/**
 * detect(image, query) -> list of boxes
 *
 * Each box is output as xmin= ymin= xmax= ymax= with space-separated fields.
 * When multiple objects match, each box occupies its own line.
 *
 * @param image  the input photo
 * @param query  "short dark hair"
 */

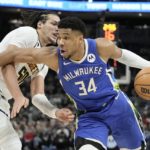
xmin=58 ymin=16 xmax=86 ymax=37
xmin=21 ymin=9 xmax=58 ymax=28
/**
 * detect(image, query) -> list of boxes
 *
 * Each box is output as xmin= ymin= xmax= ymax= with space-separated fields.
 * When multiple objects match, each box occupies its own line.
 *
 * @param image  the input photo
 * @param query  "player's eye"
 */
xmin=64 ymin=36 xmax=69 ymax=40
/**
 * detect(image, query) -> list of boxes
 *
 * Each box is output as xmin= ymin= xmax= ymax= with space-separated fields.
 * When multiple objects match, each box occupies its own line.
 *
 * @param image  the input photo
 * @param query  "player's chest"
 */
xmin=15 ymin=63 xmax=41 ymax=84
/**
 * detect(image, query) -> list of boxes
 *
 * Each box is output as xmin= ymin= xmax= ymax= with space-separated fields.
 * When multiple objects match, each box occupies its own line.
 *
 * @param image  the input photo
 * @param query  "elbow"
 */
xmin=1 ymin=63 xmax=14 ymax=75
xmin=7 ymin=45 xmax=20 ymax=62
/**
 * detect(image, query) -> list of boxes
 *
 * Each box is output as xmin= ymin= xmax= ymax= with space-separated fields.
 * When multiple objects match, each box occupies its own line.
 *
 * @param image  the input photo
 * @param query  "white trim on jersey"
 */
xmin=70 ymin=39 xmax=88 ymax=64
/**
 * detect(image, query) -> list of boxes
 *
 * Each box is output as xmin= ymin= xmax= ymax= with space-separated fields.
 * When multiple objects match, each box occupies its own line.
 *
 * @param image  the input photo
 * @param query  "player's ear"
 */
xmin=79 ymin=35 xmax=84 ymax=44
xmin=37 ymin=21 xmax=43 ymax=29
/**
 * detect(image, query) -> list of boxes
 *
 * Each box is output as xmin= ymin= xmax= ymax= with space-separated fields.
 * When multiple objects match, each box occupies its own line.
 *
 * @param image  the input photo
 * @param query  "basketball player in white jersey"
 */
xmin=0 ymin=10 xmax=74 ymax=150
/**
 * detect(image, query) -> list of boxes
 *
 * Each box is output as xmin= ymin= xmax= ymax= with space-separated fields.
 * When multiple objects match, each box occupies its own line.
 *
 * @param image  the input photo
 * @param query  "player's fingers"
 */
xmin=11 ymin=106 xmax=17 ymax=118
xmin=64 ymin=109 xmax=73 ymax=115
xmin=68 ymin=118 xmax=74 ymax=122
xmin=61 ymin=112 xmax=74 ymax=119
xmin=66 ymin=108 xmax=72 ymax=112
xmin=17 ymin=105 xmax=21 ymax=113
xmin=68 ymin=114 xmax=75 ymax=119
xmin=64 ymin=117 xmax=74 ymax=123
xmin=62 ymin=113 xmax=74 ymax=121
xmin=67 ymin=115 xmax=75 ymax=121
xmin=24 ymin=99 xmax=29 ymax=108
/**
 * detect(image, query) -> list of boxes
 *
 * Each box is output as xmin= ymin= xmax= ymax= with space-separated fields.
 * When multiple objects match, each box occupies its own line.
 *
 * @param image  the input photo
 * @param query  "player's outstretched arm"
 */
xmin=116 ymin=49 xmax=150 ymax=69
xmin=0 ymin=44 xmax=37 ymax=66
xmin=0 ymin=45 xmax=58 ymax=70
xmin=30 ymin=71 xmax=74 ymax=123
xmin=13 ymin=45 xmax=58 ymax=70
xmin=1 ymin=64 xmax=29 ymax=118
xmin=32 ymin=94 xmax=75 ymax=123
xmin=7 ymin=45 xmax=50 ymax=64
xmin=0 ymin=47 xmax=16 ymax=66
xmin=96 ymin=38 xmax=150 ymax=69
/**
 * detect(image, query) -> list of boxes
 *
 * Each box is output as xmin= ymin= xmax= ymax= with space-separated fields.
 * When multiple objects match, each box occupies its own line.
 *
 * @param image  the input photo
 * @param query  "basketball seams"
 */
xmin=135 ymin=84 xmax=150 ymax=86
xmin=135 ymin=72 xmax=150 ymax=81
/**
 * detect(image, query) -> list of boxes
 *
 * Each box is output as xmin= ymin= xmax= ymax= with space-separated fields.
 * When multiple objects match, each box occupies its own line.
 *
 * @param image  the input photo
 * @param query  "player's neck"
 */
xmin=37 ymin=30 xmax=50 ymax=47
xmin=71 ymin=40 xmax=85 ymax=61
xmin=39 ymin=35 xmax=48 ymax=47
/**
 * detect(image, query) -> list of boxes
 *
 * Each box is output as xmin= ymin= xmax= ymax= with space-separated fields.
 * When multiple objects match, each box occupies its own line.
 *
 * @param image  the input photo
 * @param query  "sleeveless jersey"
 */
xmin=0 ymin=26 xmax=48 ymax=100
xmin=57 ymin=38 xmax=119 ymax=111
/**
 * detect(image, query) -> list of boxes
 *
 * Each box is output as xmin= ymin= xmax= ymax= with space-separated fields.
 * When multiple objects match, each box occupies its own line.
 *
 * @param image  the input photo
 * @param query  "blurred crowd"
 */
xmin=12 ymin=110 xmax=74 ymax=150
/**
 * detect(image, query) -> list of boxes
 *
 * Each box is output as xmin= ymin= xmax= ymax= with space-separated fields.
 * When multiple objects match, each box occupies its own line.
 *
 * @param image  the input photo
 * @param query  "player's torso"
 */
xmin=0 ymin=26 xmax=44 ymax=100
xmin=57 ymin=39 xmax=119 ymax=111
xmin=15 ymin=63 xmax=44 ymax=85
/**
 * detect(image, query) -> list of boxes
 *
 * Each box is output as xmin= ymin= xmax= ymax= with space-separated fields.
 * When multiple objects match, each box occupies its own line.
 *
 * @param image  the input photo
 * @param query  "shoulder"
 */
xmin=17 ymin=26 xmax=38 ymax=47
xmin=15 ymin=26 xmax=37 ymax=37
xmin=95 ymin=38 xmax=114 ymax=48
xmin=17 ymin=26 xmax=36 ymax=33
xmin=1 ymin=26 xmax=38 ymax=49
xmin=95 ymin=38 xmax=116 ymax=61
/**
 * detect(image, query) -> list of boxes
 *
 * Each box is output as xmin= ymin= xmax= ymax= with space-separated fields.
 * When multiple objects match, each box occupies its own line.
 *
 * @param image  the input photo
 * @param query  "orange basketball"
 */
xmin=134 ymin=67 xmax=150 ymax=100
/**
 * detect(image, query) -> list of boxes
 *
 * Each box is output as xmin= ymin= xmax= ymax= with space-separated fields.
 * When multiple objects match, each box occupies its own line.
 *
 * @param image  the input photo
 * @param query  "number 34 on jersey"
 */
xmin=75 ymin=78 xmax=97 ymax=96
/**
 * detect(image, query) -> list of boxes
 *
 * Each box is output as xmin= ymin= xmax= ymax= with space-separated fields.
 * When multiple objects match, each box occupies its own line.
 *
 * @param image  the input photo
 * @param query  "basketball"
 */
xmin=134 ymin=67 xmax=150 ymax=100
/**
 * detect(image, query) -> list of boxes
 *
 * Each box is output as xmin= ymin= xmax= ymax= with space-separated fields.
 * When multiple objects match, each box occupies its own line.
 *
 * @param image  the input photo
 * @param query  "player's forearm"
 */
xmin=2 ymin=44 xmax=41 ymax=64
xmin=30 ymin=76 xmax=45 ymax=96
xmin=116 ymin=49 xmax=150 ymax=69
xmin=32 ymin=94 xmax=58 ymax=118
xmin=0 ymin=49 xmax=15 ymax=66
xmin=1 ymin=64 xmax=24 ymax=99
xmin=14 ymin=48 xmax=39 ymax=64
xmin=15 ymin=46 xmax=52 ymax=64
xmin=0 ymin=45 xmax=28 ymax=66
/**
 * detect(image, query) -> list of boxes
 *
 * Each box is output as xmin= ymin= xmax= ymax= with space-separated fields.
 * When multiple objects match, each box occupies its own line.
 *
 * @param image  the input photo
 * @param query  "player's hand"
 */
xmin=11 ymin=96 xmax=29 ymax=118
xmin=55 ymin=108 xmax=75 ymax=123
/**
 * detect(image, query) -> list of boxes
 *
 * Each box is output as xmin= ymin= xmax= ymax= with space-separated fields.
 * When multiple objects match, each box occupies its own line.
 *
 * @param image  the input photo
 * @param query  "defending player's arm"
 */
xmin=5 ymin=45 xmax=48 ymax=64
xmin=30 ymin=66 xmax=75 ymax=123
xmin=0 ymin=27 xmax=38 ymax=66
xmin=0 ymin=48 xmax=17 ymax=66
xmin=1 ymin=64 xmax=29 ymax=118
xmin=96 ymin=38 xmax=150 ymax=69
xmin=5 ymin=45 xmax=58 ymax=71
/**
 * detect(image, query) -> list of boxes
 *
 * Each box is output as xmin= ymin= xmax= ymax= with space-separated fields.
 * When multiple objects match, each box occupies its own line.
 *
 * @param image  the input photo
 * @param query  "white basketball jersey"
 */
xmin=0 ymin=26 xmax=48 ymax=100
